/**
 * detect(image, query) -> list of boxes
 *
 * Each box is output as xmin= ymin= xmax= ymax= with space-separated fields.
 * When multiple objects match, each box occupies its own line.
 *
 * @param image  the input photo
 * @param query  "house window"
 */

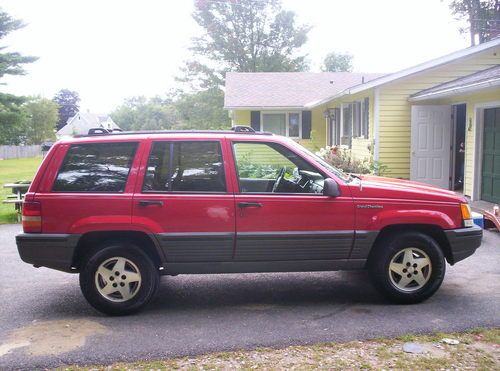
xmin=262 ymin=112 xmax=302 ymax=138
xmin=341 ymin=98 xmax=370 ymax=145
xmin=342 ymin=104 xmax=352 ymax=147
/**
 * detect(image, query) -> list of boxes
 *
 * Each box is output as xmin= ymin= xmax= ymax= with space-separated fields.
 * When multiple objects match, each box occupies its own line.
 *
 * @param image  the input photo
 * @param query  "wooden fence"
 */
xmin=0 ymin=145 xmax=42 ymax=160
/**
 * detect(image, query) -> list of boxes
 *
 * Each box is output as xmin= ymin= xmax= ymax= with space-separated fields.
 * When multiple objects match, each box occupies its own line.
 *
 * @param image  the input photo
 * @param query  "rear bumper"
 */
xmin=16 ymin=233 xmax=80 ymax=273
xmin=444 ymin=225 xmax=483 ymax=265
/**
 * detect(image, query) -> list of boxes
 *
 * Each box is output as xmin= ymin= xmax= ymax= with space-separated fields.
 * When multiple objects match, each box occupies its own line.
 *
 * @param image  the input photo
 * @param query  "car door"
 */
xmin=132 ymin=138 xmax=236 ymax=263
xmin=230 ymin=140 xmax=355 ymax=262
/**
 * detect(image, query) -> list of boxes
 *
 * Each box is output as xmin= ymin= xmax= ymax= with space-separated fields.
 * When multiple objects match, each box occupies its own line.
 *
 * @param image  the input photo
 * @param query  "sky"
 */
xmin=1 ymin=0 xmax=469 ymax=113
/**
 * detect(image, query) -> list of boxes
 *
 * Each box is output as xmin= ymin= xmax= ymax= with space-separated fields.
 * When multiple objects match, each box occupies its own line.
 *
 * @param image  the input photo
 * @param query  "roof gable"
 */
xmin=341 ymin=37 xmax=500 ymax=96
xmin=58 ymin=112 xmax=120 ymax=136
xmin=410 ymin=64 xmax=500 ymax=101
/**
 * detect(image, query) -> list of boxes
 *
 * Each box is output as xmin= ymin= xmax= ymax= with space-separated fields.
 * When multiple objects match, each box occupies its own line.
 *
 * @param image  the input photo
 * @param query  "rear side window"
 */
xmin=53 ymin=142 xmax=138 ymax=192
xmin=143 ymin=141 xmax=226 ymax=193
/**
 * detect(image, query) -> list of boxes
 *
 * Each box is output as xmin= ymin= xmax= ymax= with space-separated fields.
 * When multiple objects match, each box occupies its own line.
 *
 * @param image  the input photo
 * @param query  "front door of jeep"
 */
xmin=231 ymin=140 xmax=355 ymax=262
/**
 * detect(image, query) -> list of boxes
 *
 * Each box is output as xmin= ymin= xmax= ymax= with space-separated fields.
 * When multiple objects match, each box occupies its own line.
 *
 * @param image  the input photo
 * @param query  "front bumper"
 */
xmin=444 ymin=225 xmax=483 ymax=265
xmin=16 ymin=233 xmax=81 ymax=273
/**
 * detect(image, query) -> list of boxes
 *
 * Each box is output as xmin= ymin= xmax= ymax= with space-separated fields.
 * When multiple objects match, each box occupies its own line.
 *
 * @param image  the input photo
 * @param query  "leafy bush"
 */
xmin=315 ymin=146 xmax=387 ymax=175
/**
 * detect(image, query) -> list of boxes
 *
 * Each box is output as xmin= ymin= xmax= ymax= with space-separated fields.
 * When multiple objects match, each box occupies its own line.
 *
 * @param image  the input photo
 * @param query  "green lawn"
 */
xmin=0 ymin=156 xmax=43 ymax=224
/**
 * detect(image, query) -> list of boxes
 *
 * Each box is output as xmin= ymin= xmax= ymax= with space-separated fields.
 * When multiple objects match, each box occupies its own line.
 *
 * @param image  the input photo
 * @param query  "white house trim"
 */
xmin=408 ymin=78 xmax=500 ymax=102
xmin=306 ymin=38 xmax=500 ymax=108
xmin=349 ymin=38 xmax=500 ymax=95
xmin=225 ymin=106 xmax=306 ymax=110
xmin=373 ymin=88 xmax=380 ymax=162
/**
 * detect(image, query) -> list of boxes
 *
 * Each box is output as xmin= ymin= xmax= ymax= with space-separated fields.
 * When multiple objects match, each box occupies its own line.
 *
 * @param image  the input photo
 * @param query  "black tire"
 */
xmin=368 ymin=232 xmax=446 ymax=304
xmin=79 ymin=243 xmax=159 ymax=316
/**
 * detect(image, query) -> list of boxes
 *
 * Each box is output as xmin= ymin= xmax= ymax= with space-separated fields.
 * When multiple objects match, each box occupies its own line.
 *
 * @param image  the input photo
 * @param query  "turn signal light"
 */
xmin=460 ymin=203 xmax=473 ymax=227
xmin=22 ymin=201 xmax=41 ymax=233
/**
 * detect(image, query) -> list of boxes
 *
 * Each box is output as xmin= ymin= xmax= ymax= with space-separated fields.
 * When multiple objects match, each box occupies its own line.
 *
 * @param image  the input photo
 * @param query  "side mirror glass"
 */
xmin=323 ymin=178 xmax=341 ymax=197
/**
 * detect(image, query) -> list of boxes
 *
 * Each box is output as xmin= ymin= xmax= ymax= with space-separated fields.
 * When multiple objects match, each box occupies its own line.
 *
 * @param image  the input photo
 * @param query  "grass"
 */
xmin=59 ymin=328 xmax=499 ymax=370
xmin=0 ymin=156 xmax=43 ymax=224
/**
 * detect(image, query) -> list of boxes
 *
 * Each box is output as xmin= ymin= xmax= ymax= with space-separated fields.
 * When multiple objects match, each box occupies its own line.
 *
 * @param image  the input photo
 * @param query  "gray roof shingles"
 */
xmin=224 ymin=72 xmax=384 ymax=108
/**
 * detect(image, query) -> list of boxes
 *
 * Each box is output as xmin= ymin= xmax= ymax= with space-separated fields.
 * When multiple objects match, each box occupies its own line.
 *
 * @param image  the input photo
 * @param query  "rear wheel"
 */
xmin=79 ymin=243 xmax=159 ymax=315
xmin=368 ymin=232 xmax=445 ymax=304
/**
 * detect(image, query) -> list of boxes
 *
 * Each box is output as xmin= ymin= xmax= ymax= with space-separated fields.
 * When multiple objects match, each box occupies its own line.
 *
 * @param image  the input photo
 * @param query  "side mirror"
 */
xmin=323 ymin=178 xmax=341 ymax=197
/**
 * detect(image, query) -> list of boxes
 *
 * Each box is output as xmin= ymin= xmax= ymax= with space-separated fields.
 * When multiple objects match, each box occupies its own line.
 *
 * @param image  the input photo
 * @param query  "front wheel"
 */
xmin=79 ymin=243 xmax=159 ymax=315
xmin=368 ymin=232 xmax=446 ymax=304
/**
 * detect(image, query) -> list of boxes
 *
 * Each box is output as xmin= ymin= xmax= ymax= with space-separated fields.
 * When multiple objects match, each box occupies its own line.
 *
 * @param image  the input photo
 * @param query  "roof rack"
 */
xmin=84 ymin=125 xmax=273 ymax=137
xmin=231 ymin=125 xmax=255 ymax=133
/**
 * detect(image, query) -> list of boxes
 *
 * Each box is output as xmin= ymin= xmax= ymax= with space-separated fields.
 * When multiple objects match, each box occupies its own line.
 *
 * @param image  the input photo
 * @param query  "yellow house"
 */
xmin=224 ymin=38 xmax=500 ymax=204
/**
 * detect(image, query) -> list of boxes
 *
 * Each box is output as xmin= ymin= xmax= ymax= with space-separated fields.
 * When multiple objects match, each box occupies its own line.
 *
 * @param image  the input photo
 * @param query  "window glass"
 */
xmin=289 ymin=113 xmax=300 ymax=137
xmin=233 ymin=142 xmax=325 ymax=194
xmin=353 ymin=101 xmax=361 ymax=137
xmin=342 ymin=104 xmax=352 ymax=147
xmin=143 ymin=141 xmax=226 ymax=193
xmin=53 ymin=142 xmax=138 ymax=192
xmin=262 ymin=113 xmax=286 ymax=136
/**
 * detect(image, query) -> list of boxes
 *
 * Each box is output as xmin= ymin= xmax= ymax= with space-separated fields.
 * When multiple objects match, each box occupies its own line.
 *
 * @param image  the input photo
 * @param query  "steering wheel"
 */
xmin=272 ymin=166 xmax=287 ymax=193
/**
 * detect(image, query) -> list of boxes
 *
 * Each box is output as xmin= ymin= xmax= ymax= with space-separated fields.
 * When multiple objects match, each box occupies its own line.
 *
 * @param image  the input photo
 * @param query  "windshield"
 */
xmin=286 ymin=140 xmax=351 ymax=182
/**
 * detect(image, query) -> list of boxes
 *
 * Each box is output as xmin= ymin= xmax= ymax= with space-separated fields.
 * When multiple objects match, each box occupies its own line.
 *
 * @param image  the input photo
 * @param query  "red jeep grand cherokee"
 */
xmin=16 ymin=127 xmax=482 ymax=315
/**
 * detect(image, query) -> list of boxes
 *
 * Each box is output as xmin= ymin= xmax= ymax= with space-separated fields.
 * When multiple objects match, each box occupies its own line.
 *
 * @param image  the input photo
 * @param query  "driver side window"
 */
xmin=233 ymin=142 xmax=325 ymax=194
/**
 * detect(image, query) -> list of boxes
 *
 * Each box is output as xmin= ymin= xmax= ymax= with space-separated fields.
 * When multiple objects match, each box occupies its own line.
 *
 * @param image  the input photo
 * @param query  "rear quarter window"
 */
xmin=52 ymin=142 xmax=138 ymax=192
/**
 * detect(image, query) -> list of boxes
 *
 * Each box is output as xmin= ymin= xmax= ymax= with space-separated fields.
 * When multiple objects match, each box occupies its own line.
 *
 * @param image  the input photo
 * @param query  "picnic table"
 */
xmin=2 ymin=182 xmax=31 ymax=221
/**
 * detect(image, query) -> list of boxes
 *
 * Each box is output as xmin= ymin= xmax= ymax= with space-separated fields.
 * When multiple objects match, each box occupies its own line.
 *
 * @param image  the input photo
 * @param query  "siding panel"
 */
xmin=378 ymin=46 xmax=500 ymax=178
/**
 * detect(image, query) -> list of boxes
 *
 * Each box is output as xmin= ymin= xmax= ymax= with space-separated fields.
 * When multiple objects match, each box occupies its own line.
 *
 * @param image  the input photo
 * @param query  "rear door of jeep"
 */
xmin=131 ymin=136 xmax=236 ymax=266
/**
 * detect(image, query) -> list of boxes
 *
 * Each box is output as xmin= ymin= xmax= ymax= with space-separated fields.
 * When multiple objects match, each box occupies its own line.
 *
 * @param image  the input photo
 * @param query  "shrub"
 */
xmin=315 ymin=146 xmax=387 ymax=175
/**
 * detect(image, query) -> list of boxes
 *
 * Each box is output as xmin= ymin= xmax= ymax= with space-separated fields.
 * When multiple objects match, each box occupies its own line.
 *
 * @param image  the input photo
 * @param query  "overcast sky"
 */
xmin=2 ymin=0 xmax=469 ymax=112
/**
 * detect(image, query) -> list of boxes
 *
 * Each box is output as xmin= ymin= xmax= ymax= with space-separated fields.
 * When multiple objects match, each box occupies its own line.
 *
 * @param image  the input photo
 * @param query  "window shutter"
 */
xmin=302 ymin=110 xmax=312 ymax=139
xmin=250 ymin=111 xmax=261 ymax=131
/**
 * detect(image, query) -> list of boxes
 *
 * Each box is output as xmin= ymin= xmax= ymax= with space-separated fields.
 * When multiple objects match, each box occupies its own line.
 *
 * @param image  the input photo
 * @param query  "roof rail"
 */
xmin=88 ymin=128 xmax=110 ymax=136
xmin=83 ymin=127 xmax=273 ymax=137
xmin=231 ymin=125 xmax=255 ymax=133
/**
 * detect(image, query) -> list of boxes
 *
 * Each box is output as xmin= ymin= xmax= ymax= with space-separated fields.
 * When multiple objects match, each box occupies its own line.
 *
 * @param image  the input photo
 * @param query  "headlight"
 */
xmin=460 ymin=203 xmax=473 ymax=227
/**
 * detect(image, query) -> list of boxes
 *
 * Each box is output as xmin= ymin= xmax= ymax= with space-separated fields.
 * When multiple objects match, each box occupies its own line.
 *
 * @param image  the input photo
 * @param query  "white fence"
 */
xmin=0 ymin=145 xmax=42 ymax=160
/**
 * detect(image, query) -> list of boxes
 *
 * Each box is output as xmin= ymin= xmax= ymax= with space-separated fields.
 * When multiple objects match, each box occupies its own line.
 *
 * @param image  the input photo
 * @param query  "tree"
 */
xmin=111 ymin=96 xmax=179 ymax=131
xmin=0 ymin=9 xmax=38 ymax=79
xmin=53 ymin=89 xmax=80 ymax=130
xmin=174 ymin=88 xmax=230 ymax=129
xmin=321 ymin=52 xmax=353 ymax=72
xmin=0 ymin=8 xmax=38 ymax=145
xmin=0 ymin=108 xmax=25 ymax=145
xmin=21 ymin=97 xmax=58 ymax=144
xmin=448 ymin=0 xmax=500 ymax=45
xmin=180 ymin=0 xmax=311 ymax=88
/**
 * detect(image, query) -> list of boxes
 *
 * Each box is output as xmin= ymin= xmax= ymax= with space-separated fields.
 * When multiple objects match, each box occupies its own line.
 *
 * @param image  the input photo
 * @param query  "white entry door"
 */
xmin=410 ymin=105 xmax=452 ymax=189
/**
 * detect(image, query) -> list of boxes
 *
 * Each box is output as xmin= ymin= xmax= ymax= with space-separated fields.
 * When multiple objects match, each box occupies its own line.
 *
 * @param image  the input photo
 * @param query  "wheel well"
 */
xmin=72 ymin=231 xmax=163 ymax=270
xmin=368 ymin=224 xmax=453 ymax=265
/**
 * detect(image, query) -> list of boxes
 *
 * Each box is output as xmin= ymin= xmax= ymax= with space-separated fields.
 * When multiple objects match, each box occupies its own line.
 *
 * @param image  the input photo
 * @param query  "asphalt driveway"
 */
xmin=0 ymin=224 xmax=499 ymax=370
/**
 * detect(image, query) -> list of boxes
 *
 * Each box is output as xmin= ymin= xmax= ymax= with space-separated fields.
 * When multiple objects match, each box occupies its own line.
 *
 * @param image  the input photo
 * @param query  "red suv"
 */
xmin=16 ymin=127 xmax=482 ymax=315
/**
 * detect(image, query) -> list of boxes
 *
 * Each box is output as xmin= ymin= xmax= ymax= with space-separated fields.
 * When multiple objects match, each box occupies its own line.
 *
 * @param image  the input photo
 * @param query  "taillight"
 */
xmin=22 ymin=201 xmax=41 ymax=233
